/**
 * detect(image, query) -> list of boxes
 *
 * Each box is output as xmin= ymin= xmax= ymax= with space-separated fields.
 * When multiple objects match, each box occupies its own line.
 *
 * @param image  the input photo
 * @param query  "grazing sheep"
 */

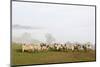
xmin=65 ymin=44 xmax=74 ymax=51
xmin=82 ymin=42 xmax=93 ymax=51
xmin=22 ymin=43 xmax=42 ymax=52
xmin=41 ymin=46 xmax=48 ymax=51
xmin=74 ymin=44 xmax=81 ymax=51
xmin=22 ymin=44 xmax=34 ymax=52
xmin=54 ymin=43 xmax=63 ymax=51
xmin=21 ymin=42 xmax=94 ymax=52
xmin=33 ymin=45 xmax=42 ymax=52
xmin=40 ymin=43 xmax=49 ymax=51
xmin=48 ymin=43 xmax=56 ymax=51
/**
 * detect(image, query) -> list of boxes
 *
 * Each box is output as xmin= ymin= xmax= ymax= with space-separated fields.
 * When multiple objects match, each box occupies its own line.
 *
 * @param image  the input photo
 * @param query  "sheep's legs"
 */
xmin=22 ymin=48 xmax=24 ymax=52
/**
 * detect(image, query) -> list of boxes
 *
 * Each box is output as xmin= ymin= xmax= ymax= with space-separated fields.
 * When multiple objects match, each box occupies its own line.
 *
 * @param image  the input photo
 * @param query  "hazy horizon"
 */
xmin=12 ymin=2 xmax=95 ymax=44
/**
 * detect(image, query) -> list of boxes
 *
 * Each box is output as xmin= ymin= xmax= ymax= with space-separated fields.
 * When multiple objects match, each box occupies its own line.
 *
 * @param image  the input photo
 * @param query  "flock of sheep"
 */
xmin=22 ymin=42 xmax=95 ymax=52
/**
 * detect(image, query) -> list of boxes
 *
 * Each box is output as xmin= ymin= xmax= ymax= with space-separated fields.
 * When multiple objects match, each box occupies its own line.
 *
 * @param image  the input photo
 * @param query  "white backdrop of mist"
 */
xmin=12 ymin=1 xmax=95 ymax=44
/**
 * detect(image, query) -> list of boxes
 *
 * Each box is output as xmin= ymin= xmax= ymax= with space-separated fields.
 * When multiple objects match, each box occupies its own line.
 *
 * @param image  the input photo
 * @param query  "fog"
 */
xmin=12 ymin=2 xmax=95 ymax=44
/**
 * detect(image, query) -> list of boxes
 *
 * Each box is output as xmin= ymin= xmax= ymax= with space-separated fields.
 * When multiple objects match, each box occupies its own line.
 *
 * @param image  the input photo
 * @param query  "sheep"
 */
xmin=40 ymin=43 xmax=49 ymax=51
xmin=65 ymin=44 xmax=74 ymax=51
xmin=21 ymin=42 xmax=94 ymax=52
xmin=22 ymin=44 xmax=34 ymax=52
xmin=33 ymin=45 xmax=42 ymax=52
xmin=22 ymin=43 xmax=42 ymax=52
xmin=82 ymin=42 xmax=93 ymax=51
xmin=53 ymin=43 xmax=63 ymax=51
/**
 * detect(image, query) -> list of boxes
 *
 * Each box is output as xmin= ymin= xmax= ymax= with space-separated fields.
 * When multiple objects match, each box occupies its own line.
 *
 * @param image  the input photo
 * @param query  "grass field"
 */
xmin=11 ymin=44 xmax=96 ymax=66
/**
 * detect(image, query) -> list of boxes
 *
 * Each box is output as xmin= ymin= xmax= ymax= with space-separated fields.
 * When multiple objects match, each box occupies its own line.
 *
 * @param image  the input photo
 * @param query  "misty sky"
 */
xmin=12 ymin=1 xmax=95 ymax=44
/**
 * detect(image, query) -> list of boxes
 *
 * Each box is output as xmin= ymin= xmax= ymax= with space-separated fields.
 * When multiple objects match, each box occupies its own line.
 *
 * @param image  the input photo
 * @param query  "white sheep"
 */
xmin=22 ymin=44 xmax=34 ymax=52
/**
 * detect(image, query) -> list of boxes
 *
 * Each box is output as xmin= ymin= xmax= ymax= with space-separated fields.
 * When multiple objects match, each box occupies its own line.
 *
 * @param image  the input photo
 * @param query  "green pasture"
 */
xmin=11 ymin=44 xmax=96 ymax=65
